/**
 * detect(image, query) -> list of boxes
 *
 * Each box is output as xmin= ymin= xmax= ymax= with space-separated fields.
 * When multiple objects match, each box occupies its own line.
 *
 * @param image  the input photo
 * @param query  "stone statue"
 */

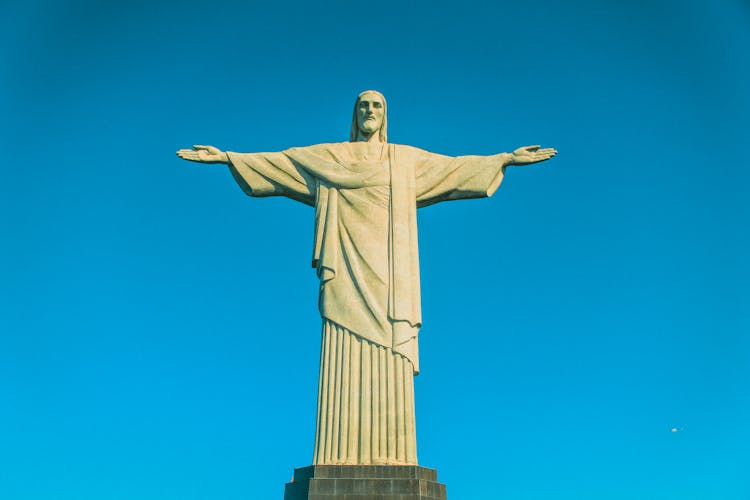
xmin=177 ymin=90 xmax=556 ymax=467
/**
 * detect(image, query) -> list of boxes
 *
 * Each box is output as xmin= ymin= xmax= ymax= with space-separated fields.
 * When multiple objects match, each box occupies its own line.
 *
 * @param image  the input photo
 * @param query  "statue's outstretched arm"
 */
xmin=414 ymin=144 xmax=557 ymax=207
xmin=176 ymin=145 xmax=229 ymax=164
xmin=179 ymin=144 xmax=317 ymax=206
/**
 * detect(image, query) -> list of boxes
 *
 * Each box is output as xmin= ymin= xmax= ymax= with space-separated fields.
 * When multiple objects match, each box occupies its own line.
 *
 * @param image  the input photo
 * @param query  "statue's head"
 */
xmin=350 ymin=90 xmax=387 ymax=143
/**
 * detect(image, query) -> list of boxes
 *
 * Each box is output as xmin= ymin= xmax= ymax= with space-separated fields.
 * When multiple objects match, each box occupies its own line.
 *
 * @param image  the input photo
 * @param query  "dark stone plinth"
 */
xmin=284 ymin=465 xmax=447 ymax=500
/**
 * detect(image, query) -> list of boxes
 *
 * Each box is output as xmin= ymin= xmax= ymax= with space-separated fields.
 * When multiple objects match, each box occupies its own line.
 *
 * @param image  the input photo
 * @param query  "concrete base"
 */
xmin=284 ymin=465 xmax=447 ymax=500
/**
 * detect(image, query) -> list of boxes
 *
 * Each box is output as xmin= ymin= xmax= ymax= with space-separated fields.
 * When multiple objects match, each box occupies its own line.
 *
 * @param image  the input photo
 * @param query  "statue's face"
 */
xmin=356 ymin=92 xmax=385 ymax=135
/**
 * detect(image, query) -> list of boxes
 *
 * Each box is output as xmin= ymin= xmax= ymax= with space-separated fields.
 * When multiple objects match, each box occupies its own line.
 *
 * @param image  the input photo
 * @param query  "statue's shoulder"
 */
xmin=391 ymin=143 xmax=438 ymax=159
xmin=288 ymin=141 xmax=348 ymax=152
xmin=283 ymin=142 xmax=352 ymax=162
xmin=391 ymin=143 xmax=419 ymax=152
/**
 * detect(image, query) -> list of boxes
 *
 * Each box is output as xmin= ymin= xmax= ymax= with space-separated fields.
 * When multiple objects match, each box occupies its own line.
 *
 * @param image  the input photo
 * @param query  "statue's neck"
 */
xmin=356 ymin=130 xmax=383 ymax=143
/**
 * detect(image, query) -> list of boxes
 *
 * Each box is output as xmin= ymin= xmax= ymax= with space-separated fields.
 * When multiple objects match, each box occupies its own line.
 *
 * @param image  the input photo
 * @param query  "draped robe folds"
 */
xmin=226 ymin=142 xmax=506 ymax=464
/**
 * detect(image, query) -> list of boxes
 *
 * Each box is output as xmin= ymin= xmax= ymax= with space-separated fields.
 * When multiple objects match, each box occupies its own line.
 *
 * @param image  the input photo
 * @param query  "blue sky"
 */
xmin=1 ymin=1 xmax=748 ymax=498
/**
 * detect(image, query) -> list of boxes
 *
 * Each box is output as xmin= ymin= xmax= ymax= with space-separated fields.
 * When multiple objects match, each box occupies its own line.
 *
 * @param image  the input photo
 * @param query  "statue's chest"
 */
xmin=347 ymin=159 xmax=388 ymax=173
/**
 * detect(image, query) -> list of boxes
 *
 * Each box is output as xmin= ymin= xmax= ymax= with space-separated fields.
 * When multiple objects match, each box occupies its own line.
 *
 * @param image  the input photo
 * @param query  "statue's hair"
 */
xmin=349 ymin=90 xmax=388 ymax=143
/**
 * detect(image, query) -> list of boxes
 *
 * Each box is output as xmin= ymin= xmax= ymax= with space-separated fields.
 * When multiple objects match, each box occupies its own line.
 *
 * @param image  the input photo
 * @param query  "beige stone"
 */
xmin=176 ymin=90 xmax=556 ymax=465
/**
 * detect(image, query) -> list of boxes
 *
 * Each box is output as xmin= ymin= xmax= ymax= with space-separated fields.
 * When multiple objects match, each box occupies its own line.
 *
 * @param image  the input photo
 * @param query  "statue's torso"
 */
xmin=318 ymin=142 xmax=393 ymax=345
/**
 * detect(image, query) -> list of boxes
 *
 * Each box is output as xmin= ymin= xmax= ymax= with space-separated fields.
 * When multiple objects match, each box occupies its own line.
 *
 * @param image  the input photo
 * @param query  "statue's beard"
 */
xmin=360 ymin=120 xmax=380 ymax=135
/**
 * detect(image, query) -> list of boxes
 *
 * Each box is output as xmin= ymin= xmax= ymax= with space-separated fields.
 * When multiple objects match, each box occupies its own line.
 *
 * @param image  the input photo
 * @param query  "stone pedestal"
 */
xmin=284 ymin=465 xmax=447 ymax=500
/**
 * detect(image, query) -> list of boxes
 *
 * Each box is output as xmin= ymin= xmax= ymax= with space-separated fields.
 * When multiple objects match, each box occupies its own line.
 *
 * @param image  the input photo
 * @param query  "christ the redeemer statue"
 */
xmin=177 ymin=90 xmax=556 ymax=467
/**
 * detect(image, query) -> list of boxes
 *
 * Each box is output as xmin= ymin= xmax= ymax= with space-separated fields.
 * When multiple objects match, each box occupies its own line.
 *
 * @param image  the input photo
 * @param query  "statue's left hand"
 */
xmin=176 ymin=145 xmax=229 ymax=164
xmin=509 ymin=145 xmax=557 ymax=165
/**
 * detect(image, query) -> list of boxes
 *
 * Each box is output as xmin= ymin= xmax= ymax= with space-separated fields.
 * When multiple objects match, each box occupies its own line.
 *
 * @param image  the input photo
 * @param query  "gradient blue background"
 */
xmin=2 ymin=1 xmax=749 ymax=498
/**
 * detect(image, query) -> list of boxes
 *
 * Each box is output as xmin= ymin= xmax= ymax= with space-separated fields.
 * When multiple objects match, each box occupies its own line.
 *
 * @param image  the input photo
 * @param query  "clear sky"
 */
xmin=1 ymin=1 xmax=748 ymax=499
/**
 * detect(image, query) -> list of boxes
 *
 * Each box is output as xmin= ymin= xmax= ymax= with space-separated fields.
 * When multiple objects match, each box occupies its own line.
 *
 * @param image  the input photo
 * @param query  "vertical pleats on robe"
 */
xmin=314 ymin=320 xmax=417 ymax=465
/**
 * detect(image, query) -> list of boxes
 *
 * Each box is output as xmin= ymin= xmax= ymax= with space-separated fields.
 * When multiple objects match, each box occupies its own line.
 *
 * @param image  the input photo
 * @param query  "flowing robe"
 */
xmin=227 ymin=141 xmax=505 ymax=464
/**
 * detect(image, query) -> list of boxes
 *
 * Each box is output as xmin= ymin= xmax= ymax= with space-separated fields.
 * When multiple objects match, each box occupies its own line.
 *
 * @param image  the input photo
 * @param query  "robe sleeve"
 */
xmin=413 ymin=148 xmax=508 ymax=208
xmin=226 ymin=150 xmax=316 ymax=206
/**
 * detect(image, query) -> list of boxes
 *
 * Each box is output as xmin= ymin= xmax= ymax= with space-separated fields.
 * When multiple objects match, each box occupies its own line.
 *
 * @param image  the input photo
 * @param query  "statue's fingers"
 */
xmin=193 ymin=144 xmax=210 ymax=150
xmin=541 ymin=153 xmax=556 ymax=159
xmin=526 ymin=145 xmax=541 ymax=151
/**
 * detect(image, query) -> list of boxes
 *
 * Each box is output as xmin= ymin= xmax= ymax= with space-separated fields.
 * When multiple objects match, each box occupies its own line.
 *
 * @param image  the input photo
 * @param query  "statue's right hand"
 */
xmin=176 ymin=145 xmax=228 ymax=164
